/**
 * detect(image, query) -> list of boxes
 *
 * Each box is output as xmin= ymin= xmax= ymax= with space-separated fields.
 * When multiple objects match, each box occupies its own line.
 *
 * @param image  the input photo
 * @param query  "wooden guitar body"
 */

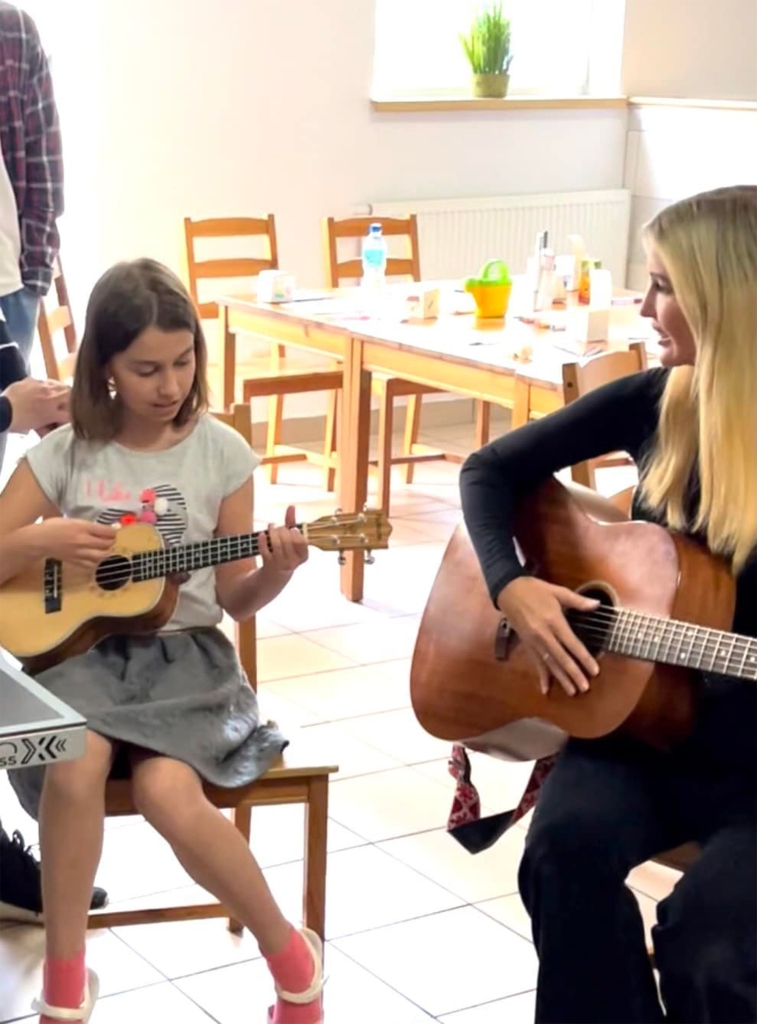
xmin=410 ymin=479 xmax=736 ymax=759
xmin=0 ymin=524 xmax=178 ymax=673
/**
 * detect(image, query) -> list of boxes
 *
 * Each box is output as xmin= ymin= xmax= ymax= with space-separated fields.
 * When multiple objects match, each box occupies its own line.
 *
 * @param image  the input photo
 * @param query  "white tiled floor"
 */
xmin=0 ymin=419 xmax=677 ymax=1022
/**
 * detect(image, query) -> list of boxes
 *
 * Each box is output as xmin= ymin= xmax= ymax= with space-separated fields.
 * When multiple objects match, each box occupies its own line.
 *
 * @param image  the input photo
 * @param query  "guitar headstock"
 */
xmin=306 ymin=509 xmax=392 ymax=560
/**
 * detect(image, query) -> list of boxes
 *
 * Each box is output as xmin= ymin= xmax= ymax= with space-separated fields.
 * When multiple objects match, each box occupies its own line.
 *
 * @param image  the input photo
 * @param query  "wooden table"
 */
xmin=218 ymin=282 xmax=650 ymax=602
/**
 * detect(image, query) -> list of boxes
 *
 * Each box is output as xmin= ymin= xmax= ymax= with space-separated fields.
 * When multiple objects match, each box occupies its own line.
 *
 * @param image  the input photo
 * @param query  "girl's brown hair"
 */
xmin=71 ymin=258 xmax=209 ymax=440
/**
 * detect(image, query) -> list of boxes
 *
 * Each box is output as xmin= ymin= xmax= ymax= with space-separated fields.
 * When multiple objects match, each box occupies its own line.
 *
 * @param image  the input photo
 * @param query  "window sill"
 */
xmin=629 ymin=96 xmax=757 ymax=112
xmin=370 ymin=96 xmax=628 ymax=113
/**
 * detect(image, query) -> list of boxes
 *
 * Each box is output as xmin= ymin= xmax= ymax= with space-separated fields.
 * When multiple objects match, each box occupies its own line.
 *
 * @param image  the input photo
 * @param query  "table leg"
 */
xmin=218 ymin=305 xmax=236 ymax=410
xmin=339 ymin=337 xmax=371 ymax=602
xmin=512 ymin=376 xmax=530 ymax=429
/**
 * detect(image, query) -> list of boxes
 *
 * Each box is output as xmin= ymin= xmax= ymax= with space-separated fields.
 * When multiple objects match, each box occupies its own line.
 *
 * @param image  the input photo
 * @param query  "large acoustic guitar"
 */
xmin=410 ymin=479 xmax=756 ymax=759
xmin=0 ymin=510 xmax=391 ymax=672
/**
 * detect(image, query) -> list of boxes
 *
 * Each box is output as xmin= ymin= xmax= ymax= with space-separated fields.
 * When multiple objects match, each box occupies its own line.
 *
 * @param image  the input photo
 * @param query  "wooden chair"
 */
xmin=37 ymin=256 xmax=77 ymax=382
xmin=87 ymin=404 xmax=338 ymax=938
xmin=561 ymin=341 xmax=648 ymax=489
xmin=183 ymin=216 xmax=339 ymax=486
xmin=322 ymin=215 xmax=492 ymax=511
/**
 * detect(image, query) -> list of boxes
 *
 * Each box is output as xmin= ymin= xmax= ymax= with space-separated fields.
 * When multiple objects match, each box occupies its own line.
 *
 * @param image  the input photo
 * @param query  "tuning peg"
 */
xmin=364 ymin=550 xmax=375 ymax=565
xmin=338 ymin=553 xmax=346 ymax=566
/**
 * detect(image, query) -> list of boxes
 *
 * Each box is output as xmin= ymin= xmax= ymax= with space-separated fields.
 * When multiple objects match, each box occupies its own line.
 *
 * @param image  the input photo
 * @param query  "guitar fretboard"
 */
xmin=574 ymin=608 xmax=757 ymax=681
xmin=131 ymin=531 xmax=288 ymax=581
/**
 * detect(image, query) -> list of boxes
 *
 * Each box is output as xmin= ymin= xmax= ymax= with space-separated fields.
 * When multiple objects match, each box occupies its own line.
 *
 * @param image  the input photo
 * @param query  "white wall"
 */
xmin=621 ymin=0 xmax=757 ymax=290
xmin=46 ymin=0 xmax=628 ymax=421
xmin=622 ymin=0 xmax=757 ymax=101
xmin=624 ymin=102 xmax=757 ymax=291
xmin=43 ymin=0 xmax=757 ymax=432
xmin=54 ymin=1 xmax=627 ymax=326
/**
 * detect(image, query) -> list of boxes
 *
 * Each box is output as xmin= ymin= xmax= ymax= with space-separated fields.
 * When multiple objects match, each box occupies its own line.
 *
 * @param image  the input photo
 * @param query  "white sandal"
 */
xmin=267 ymin=928 xmax=325 ymax=1024
xmin=32 ymin=968 xmax=99 ymax=1022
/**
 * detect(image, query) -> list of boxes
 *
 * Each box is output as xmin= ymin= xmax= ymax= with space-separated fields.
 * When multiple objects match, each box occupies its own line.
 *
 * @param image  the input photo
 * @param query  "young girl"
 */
xmin=461 ymin=185 xmax=756 ymax=1023
xmin=0 ymin=259 xmax=325 ymax=1024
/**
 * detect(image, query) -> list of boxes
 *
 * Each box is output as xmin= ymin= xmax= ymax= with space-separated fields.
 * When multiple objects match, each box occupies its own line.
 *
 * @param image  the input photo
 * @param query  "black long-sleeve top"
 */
xmin=460 ymin=368 xmax=756 ymax=769
xmin=0 ymin=321 xmax=27 ymax=433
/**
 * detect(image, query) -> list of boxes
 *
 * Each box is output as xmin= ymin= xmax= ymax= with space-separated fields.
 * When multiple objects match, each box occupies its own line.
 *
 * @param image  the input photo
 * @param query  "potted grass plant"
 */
xmin=460 ymin=3 xmax=513 ymax=99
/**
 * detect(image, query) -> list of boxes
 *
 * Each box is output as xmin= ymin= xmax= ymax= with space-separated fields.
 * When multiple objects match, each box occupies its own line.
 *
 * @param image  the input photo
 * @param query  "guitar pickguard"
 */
xmin=494 ymin=619 xmax=513 ymax=662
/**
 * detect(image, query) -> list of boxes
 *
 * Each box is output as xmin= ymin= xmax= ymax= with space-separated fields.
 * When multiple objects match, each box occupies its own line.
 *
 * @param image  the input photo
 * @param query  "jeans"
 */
xmin=0 ymin=285 xmax=40 ymax=473
xmin=518 ymin=734 xmax=756 ymax=1024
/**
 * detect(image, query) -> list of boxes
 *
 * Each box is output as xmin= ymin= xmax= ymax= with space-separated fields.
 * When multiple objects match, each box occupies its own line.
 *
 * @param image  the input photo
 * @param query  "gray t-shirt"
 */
xmin=25 ymin=415 xmax=260 ymax=631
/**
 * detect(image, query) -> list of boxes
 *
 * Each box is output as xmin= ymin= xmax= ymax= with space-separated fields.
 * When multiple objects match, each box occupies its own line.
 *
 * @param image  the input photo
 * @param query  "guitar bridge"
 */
xmin=43 ymin=559 xmax=62 ymax=614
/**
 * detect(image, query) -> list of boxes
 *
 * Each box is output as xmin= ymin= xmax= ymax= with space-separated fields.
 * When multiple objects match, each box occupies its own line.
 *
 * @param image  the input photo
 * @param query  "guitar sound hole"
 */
xmin=569 ymin=585 xmax=615 ymax=657
xmin=95 ymin=555 xmax=132 ymax=592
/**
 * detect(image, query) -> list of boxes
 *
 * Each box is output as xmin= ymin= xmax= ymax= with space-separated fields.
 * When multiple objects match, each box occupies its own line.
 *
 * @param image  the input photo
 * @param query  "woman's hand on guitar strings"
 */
xmin=496 ymin=576 xmax=600 ymax=697
xmin=258 ymin=505 xmax=309 ymax=577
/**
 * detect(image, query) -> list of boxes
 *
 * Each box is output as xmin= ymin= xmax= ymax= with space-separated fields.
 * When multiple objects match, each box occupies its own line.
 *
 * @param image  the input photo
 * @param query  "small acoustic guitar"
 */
xmin=410 ymin=479 xmax=755 ymax=759
xmin=0 ymin=510 xmax=391 ymax=672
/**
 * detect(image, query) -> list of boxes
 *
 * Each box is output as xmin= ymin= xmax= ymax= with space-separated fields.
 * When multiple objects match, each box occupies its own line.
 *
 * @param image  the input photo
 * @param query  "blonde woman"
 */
xmin=460 ymin=185 xmax=756 ymax=1023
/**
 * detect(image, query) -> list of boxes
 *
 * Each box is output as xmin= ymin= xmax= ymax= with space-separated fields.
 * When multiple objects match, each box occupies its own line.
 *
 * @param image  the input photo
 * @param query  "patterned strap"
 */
xmin=446 ymin=743 xmax=481 ymax=830
xmin=446 ymin=743 xmax=559 ymax=849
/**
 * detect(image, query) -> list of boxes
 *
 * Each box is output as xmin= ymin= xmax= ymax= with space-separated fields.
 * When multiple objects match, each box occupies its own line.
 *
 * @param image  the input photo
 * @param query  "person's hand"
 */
xmin=35 ymin=517 xmax=118 ymax=570
xmin=2 ymin=378 xmax=70 ymax=434
xmin=496 ymin=576 xmax=601 ymax=697
xmin=258 ymin=505 xmax=308 ymax=576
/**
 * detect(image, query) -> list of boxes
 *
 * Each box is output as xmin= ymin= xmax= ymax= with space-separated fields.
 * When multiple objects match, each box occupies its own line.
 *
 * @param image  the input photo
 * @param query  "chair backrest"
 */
xmin=38 ymin=256 xmax=78 ymax=382
xmin=561 ymin=341 xmax=648 ymax=488
xmin=323 ymin=214 xmax=421 ymax=287
xmin=183 ymin=216 xmax=279 ymax=321
xmin=210 ymin=403 xmax=256 ymax=687
xmin=561 ymin=341 xmax=648 ymax=405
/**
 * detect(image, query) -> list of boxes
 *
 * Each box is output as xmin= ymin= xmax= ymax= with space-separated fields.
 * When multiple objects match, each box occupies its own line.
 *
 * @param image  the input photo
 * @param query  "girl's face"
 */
xmin=109 ymin=327 xmax=196 ymax=423
xmin=640 ymin=246 xmax=697 ymax=368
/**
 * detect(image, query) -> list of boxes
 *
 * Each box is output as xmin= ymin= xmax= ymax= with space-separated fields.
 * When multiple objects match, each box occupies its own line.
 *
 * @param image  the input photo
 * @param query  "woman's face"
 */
xmin=640 ymin=246 xmax=697 ymax=367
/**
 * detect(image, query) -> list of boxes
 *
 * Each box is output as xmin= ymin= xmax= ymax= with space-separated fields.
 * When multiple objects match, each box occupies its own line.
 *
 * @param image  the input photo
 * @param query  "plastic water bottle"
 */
xmin=361 ymin=222 xmax=388 ymax=314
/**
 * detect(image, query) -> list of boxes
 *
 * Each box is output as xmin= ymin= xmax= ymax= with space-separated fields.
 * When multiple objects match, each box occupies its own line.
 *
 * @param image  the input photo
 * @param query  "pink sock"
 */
xmin=40 ymin=951 xmax=87 ymax=1024
xmin=265 ymin=927 xmax=322 ymax=1024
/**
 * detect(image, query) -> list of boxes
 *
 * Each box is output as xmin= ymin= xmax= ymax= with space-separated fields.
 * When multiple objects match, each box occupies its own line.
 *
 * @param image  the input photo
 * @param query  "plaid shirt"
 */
xmin=0 ymin=3 xmax=63 ymax=296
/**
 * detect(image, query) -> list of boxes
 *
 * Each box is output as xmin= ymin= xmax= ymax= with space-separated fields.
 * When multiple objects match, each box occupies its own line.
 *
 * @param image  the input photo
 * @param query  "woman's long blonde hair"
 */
xmin=639 ymin=185 xmax=757 ymax=573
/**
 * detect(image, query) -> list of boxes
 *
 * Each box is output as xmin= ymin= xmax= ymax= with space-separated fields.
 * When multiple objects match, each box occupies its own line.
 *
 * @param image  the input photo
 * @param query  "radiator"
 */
xmin=369 ymin=189 xmax=632 ymax=287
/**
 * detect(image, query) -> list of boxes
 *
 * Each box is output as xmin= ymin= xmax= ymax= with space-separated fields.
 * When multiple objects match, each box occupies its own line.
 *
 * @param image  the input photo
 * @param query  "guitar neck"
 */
xmin=573 ymin=607 xmax=757 ymax=681
xmin=130 ymin=525 xmax=306 ymax=581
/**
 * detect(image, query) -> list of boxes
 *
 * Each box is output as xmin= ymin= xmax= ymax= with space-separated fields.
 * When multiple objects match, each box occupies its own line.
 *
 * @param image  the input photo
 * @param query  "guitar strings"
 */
xmin=561 ymin=610 xmax=757 ymax=668
xmin=571 ymin=606 xmax=754 ymax=647
xmin=59 ymin=521 xmax=378 ymax=587
xmin=47 ymin=534 xmax=757 ymax=672
xmin=573 ymin=607 xmax=755 ymax=654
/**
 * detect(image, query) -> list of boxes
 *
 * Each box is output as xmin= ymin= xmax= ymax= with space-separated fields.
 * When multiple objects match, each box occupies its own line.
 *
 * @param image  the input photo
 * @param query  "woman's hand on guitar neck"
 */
xmin=35 ymin=517 xmax=118 ymax=569
xmin=496 ymin=576 xmax=600 ymax=697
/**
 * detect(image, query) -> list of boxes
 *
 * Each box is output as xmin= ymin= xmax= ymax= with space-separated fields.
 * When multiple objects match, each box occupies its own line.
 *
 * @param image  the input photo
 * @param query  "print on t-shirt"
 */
xmin=95 ymin=484 xmax=188 ymax=546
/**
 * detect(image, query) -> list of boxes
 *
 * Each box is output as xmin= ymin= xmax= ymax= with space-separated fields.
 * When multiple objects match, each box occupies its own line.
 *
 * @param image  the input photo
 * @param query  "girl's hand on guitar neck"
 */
xmin=496 ymin=576 xmax=600 ymax=697
xmin=258 ymin=505 xmax=309 ymax=578
xmin=35 ymin=517 xmax=118 ymax=569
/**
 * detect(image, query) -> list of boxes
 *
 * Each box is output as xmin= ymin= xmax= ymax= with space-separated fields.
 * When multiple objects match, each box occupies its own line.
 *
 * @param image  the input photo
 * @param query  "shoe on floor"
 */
xmin=0 ymin=827 xmax=108 ymax=924
xmin=267 ymin=927 xmax=325 ymax=1024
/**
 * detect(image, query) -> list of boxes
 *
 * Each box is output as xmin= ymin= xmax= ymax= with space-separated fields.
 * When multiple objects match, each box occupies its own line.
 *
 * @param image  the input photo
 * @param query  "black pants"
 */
xmin=519 ymin=734 xmax=756 ymax=1024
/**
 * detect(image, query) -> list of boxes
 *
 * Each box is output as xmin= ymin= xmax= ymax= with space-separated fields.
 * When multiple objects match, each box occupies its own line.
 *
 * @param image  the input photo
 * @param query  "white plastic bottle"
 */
xmin=361 ymin=222 xmax=388 ymax=314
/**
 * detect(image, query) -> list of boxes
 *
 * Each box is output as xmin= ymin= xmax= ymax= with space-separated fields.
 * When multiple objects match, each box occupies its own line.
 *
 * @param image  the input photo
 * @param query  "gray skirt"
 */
xmin=10 ymin=627 xmax=288 ymax=821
